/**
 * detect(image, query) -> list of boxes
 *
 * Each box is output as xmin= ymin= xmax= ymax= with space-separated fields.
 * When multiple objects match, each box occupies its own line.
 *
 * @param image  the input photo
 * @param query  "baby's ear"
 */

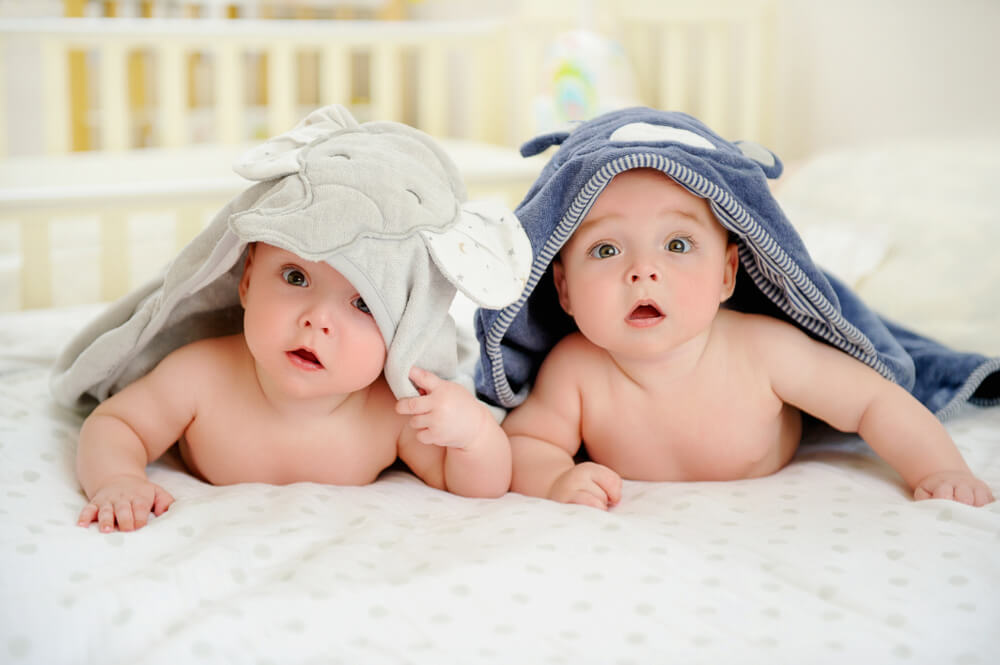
xmin=237 ymin=243 xmax=256 ymax=307
xmin=552 ymin=259 xmax=573 ymax=316
xmin=720 ymin=243 xmax=739 ymax=302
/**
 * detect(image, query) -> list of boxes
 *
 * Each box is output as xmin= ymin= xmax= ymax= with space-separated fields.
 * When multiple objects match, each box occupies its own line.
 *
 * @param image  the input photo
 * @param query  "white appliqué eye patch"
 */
xmin=609 ymin=122 xmax=716 ymax=150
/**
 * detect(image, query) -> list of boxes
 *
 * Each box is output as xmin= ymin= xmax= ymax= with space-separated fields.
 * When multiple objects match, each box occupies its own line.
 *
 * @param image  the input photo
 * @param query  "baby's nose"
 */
xmin=629 ymin=265 xmax=660 ymax=283
xmin=299 ymin=309 xmax=334 ymax=334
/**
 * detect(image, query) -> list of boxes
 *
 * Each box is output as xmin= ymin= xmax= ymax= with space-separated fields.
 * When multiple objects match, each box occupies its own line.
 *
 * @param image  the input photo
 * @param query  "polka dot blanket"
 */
xmin=1 ymin=302 xmax=998 ymax=665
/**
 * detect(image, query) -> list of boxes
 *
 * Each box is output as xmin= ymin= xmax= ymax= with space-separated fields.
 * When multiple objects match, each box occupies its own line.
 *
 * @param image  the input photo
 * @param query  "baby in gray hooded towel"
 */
xmin=58 ymin=106 xmax=532 ymax=532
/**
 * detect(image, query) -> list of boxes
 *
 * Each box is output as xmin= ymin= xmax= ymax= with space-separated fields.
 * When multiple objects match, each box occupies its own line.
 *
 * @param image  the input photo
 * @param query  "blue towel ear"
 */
xmin=520 ymin=131 xmax=572 ymax=157
xmin=735 ymin=140 xmax=783 ymax=179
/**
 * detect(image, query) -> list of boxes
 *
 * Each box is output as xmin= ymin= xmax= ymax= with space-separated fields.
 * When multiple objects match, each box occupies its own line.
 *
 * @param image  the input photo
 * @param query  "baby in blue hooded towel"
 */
xmin=476 ymin=107 xmax=999 ymax=510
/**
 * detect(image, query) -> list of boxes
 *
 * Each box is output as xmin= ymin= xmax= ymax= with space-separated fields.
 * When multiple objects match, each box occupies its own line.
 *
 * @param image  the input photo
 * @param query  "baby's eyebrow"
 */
xmin=661 ymin=207 xmax=709 ymax=226
xmin=579 ymin=208 xmax=706 ymax=232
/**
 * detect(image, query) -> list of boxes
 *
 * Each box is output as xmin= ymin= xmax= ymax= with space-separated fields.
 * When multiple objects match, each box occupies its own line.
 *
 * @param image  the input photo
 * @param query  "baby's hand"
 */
xmin=549 ymin=462 xmax=622 ymax=510
xmin=913 ymin=470 xmax=995 ymax=506
xmin=78 ymin=475 xmax=175 ymax=533
xmin=396 ymin=367 xmax=487 ymax=449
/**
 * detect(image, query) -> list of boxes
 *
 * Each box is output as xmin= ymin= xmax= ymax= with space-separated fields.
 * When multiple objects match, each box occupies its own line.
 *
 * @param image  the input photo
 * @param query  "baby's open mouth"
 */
xmin=628 ymin=303 xmax=663 ymax=321
xmin=289 ymin=348 xmax=323 ymax=369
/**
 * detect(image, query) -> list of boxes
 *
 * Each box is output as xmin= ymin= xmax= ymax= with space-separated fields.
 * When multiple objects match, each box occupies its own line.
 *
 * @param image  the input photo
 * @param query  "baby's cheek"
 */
xmin=675 ymin=281 xmax=723 ymax=321
xmin=350 ymin=330 xmax=388 ymax=384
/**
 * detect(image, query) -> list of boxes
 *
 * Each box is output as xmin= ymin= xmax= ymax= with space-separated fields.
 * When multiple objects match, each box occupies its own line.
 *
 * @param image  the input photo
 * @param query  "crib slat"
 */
xmin=18 ymin=216 xmax=53 ymax=310
xmin=417 ymin=42 xmax=447 ymax=138
xmin=700 ymin=23 xmax=729 ymax=136
xmin=267 ymin=41 xmax=297 ymax=135
xmin=41 ymin=38 xmax=71 ymax=154
xmin=508 ymin=24 xmax=538 ymax=144
xmin=739 ymin=17 xmax=765 ymax=140
xmin=100 ymin=40 xmax=130 ymax=150
xmin=624 ymin=24 xmax=654 ymax=106
xmin=319 ymin=44 xmax=351 ymax=108
xmin=468 ymin=35 xmax=504 ymax=145
xmin=0 ymin=44 xmax=6 ymax=157
xmin=158 ymin=42 xmax=186 ymax=147
xmin=660 ymin=26 xmax=688 ymax=113
xmin=214 ymin=42 xmax=243 ymax=144
xmin=370 ymin=43 xmax=401 ymax=122
xmin=99 ymin=212 xmax=130 ymax=302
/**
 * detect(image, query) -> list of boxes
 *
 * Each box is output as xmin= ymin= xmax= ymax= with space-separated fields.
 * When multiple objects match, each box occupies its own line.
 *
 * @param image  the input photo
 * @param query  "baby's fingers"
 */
xmin=395 ymin=394 xmax=431 ymax=416
xmin=408 ymin=367 xmax=444 ymax=394
xmin=955 ymin=483 xmax=994 ymax=507
xmin=130 ymin=495 xmax=155 ymax=529
xmin=97 ymin=502 xmax=117 ymax=533
xmin=77 ymin=502 xmax=98 ymax=528
xmin=406 ymin=413 xmax=433 ymax=431
xmin=153 ymin=486 xmax=175 ymax=516
xmin=953 ymin=484 xmax=974 ymax=506
xmin=114 ymin=499 xmax=137 ymax=532
xmin=580 ymin=462 xmax=622 ymax=507
xmin=569 ymin=488 xmax=610 ymax=511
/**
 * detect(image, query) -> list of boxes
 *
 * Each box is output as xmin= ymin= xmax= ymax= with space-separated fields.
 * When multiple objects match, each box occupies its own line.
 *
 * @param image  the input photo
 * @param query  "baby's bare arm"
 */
xmin=76 ymin=343 xmax=202 ymax=530
xmin=396 ymin=367 xmax=511 ymax=498
xmin=755 ymin=315 xmax=994 ymax=506
xmin=503 ymin=336 xmax=622 ymax=509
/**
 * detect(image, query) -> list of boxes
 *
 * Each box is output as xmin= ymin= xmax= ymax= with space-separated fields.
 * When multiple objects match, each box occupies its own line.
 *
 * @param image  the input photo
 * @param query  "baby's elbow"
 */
xmin=476 ymin=483 xmax=511 ymax=500
xmin=450 ymin=476 xmax=511 ymax=500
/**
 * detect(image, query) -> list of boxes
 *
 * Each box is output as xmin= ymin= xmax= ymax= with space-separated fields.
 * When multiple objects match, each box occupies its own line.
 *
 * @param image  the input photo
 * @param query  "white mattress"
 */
xmin=1 ymin=301 xmax=999 ymax=664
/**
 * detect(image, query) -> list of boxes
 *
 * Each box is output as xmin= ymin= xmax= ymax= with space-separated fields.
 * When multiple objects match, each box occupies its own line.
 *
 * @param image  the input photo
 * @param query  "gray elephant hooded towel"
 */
xmin=474 ymin=107 xmax=1000 ymax=419
xmin=51 ymin=105 xmax=532 ymax=410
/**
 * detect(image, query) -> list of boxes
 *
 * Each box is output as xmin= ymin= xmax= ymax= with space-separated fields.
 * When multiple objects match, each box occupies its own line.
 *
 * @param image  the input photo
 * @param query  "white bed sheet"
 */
xmin=1 ymin=303 xmax=999 ymax=665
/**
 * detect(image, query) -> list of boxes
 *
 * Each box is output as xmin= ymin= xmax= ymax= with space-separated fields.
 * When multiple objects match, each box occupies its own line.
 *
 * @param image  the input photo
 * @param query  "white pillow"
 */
xmin=774 ymin=138 xmax=1000 ymax=357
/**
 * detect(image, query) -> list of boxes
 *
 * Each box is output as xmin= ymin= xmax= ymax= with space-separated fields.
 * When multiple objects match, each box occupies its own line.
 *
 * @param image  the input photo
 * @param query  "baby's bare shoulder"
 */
xmin=548 ymin=331 xmax=604 ymax=363
xmin=718 ymin=310 xmax=805 ymax=346
xmin=155 ymin=334 xmax=247 ymax=378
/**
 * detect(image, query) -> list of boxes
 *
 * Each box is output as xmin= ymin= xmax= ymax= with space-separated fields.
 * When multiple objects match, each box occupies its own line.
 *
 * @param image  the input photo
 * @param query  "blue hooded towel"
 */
xmin=474 ymin=107 xmax=1000 ymax=419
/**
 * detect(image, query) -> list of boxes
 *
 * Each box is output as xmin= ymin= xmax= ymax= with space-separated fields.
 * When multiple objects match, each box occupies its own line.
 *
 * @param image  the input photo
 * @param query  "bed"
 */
xmin=2 ymin=142 xmax=999 ymax=665
xmin=3 ymin=5 xmax=999 ymax=665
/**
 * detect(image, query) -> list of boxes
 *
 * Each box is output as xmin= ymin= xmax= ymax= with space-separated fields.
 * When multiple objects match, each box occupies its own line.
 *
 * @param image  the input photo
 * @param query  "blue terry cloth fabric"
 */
xmin=474 ymin=107 xmax=1000 ymax=419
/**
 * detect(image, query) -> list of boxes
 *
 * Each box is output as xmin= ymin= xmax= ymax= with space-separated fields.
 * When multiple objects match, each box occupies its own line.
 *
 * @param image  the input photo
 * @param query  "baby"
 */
xmin=500 ymin=167 xmax=995 ymax=509
xmin=56 ymin=105 xmax=532 ymax=532
xmin=76 ymin=242 xmax=510 ymax=532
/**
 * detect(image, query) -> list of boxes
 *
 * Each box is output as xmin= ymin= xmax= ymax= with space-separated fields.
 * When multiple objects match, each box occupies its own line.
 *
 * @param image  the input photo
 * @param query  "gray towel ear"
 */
xmin=233 ymin=104 xmax=361 ymax=181
xmin=419 ymin=200 xmax=532 ymax=308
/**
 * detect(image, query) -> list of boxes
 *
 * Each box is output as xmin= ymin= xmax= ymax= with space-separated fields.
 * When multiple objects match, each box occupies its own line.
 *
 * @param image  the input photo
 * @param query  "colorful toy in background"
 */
xmin=533 ymin=30 xmax=640 ymax=134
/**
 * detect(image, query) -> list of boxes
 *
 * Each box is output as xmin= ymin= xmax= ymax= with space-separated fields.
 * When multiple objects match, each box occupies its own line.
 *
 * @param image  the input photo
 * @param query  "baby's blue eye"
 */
xmin=352 ymin=297 xmax=371 ymax=315
xmin=666 ymin=237 xmax=693 ymax=253
xmin=588 ymin=243 xmax=620 ymax=259
xmin=282 ymin=268 xmax=308 ymax=287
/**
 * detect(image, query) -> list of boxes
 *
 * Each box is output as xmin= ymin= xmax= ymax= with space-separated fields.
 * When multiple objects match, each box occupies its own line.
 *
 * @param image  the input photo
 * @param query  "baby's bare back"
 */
xmin=574 ymin=312 xmax=801 ymax=481
xmin=176 ymin=336 xmax=402 ymax=486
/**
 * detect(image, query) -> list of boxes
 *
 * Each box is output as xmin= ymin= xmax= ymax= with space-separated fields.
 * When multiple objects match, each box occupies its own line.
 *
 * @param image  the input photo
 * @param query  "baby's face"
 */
xmin=553 ymin=168 xmax=737 ymax=358
xmin=239 ymin=243 xmax=386 ymax=399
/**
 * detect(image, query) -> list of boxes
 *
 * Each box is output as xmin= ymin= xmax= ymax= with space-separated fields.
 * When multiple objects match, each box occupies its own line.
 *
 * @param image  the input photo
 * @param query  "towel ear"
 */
xmin=233 ymin=104 xmax=361 ymax=181
xmin=419 ymin=200 xmax=532 ymax=308
xmin=520 ymin=130 xmax=571 ymax=157
xmin=734 ymin=140 xmax=783 ymax=179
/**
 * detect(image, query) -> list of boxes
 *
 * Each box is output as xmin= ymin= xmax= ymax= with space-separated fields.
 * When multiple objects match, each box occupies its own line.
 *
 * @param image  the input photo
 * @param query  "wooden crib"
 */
xmin=0 ymin=0 xmax=776 ymax=310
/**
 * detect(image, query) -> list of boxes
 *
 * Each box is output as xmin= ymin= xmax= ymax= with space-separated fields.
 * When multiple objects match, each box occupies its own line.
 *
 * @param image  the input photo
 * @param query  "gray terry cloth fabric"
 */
xmin=51 ymin=105 xmax=532 ymax=411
